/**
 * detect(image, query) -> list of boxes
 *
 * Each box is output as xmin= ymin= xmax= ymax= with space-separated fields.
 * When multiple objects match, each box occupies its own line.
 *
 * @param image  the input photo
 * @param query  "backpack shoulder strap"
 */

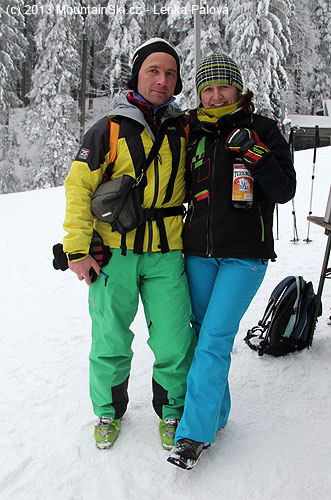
xmin=259 ymin=276 xmax=296 ymax=327
xmin=109 ymin=116 xmax=121 ymax=164
xmin=244 ymin=275 xmax=297 ymax=353
xmin=178 ymin=114 xmax=189 ymax=148
xmin=135 ymin=122 xmax=169 ymax=186
xmin=106 ymin=115 xmax=166 ymax=186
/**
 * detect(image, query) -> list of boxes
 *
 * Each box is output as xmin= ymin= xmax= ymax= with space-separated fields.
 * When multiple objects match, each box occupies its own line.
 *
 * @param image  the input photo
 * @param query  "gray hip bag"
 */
xmin=91 ymin=174 xmax=144 ymax=234
xmin=91 ymin=125 xmax=168 ymax=234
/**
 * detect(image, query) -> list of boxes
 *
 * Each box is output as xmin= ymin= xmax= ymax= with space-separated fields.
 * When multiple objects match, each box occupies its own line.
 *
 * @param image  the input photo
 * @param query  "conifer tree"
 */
xmin=102 ymin=0 xmax=142 ymax=98
xmin=20 ymin=12 xmax=38 ymax=107
xmin=225 ymin=0 xmax=291 ymax=119
xmin=83 ymin=1 xmax=109 ymax=108
xmin=166 ymin=0 xmax=196 ymax=108
xmin=0 ymin=0 xmax=26 ymax=193
xmin=2 ymin=0 xmax=329 ymax=194
xmin=0 ymin=126 xmax=20 ymax=193
xmin=268 ymin=0 xmax=292 ymax=114
xmin=312 ymin=0 xmax=331 ymax=108
xmin=284 ymin=0 xmax=318 ymax=114
xmin=141 ymin=0 xmax=169 ymax=39
xmin=25 ymin=0 xmax=80 ymax=188
xmin=166 ymin=0 xmax=229 ymax=108
xmin=0 ymin=0 xmax=26 ymax=125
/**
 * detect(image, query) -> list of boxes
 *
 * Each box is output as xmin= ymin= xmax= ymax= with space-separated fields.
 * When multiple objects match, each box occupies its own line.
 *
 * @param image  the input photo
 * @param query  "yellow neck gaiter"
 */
xmin=197 ymin=100 xmax=240 ymax=123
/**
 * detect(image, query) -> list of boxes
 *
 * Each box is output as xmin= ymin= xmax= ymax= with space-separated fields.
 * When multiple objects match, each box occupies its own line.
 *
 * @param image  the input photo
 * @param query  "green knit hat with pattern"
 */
xmin=196 ymin=54 xmax=243 ymax=99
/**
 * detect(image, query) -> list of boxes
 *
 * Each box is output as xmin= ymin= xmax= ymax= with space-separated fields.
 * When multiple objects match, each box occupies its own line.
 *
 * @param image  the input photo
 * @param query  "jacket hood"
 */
xmin=108 ymin=93 xmax=183 ymax=140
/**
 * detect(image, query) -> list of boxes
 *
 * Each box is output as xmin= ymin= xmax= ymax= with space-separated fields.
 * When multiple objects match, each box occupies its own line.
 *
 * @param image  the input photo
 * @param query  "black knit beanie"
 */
xmin=127 ymin=38 xmax=183 ymax=95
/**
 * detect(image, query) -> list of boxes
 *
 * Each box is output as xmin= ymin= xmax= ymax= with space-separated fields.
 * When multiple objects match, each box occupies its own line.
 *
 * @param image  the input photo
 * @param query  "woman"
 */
xmin=167 ymin=54 xmax=296 ymax=469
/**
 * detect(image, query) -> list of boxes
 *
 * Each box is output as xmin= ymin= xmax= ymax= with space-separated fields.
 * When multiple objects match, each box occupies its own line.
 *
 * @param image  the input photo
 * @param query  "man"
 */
xmin=63 ymin=38 xmax=196 ymax=450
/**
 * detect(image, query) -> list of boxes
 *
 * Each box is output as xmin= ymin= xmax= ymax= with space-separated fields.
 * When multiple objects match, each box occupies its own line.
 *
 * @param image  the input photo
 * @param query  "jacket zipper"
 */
xmin=148 ymin=112 xmax=161 ymax=253
xmin=207 ymin=134 xmax=219 ymax=256
xmin=146 ymin=157 xmax=159 ymax=254
xmin=151 ymin=155 xmax=160 ymax=208
xmin=259 ymin=205 xmax=265 ymax=242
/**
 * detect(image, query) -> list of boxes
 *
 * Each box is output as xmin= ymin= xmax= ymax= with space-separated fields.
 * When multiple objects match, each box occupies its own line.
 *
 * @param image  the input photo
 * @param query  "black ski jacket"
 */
xmin=183 ymin=109 xmax=296 ymax=260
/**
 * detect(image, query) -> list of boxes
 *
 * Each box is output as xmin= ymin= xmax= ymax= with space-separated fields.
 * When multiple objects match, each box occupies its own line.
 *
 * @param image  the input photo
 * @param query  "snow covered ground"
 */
xmin=0 ymin=145 xmax=330 ymax=500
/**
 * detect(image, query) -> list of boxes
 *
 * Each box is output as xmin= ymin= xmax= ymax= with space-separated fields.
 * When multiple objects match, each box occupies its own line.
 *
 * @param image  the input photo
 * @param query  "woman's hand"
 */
xmin=225 ymin=128 xmax=270 ymax=167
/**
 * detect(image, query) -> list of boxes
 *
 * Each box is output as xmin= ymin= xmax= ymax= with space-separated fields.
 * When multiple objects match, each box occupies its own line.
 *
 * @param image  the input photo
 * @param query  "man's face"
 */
xmin=137 ymin=52 xmax=178 ymax=107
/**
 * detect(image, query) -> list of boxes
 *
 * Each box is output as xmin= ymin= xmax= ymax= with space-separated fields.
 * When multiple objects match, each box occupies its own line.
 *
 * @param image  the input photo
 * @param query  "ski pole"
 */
xmin=304 ymin=125 xmax=320 ymax=243
xmin=274 ymin=116 xmax=288 ymax=242
xmin=291 ymin=198 xmax=300 ymax=243
xmin=289 ymin=128 xmax=299 ymax=242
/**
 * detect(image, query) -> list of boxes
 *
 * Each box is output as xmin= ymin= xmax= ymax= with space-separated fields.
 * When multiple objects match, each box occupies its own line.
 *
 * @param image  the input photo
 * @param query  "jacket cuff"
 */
xmin=67 ymin=253 xmax=88 ymax=262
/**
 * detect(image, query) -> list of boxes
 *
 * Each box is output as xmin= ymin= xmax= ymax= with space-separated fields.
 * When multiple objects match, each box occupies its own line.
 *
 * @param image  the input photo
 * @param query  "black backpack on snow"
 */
xmin=244 ymin=276 xmax=321 ymax=356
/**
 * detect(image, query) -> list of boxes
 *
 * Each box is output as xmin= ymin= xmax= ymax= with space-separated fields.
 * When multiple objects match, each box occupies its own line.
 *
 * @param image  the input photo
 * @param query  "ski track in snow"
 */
xmin=0 ymin=147 xmax=330 ymax=499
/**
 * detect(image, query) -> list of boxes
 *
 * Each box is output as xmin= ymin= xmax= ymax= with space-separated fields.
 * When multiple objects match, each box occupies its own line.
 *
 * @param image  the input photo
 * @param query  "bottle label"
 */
xmin=232 ymin=162 xmax=253 ymax=202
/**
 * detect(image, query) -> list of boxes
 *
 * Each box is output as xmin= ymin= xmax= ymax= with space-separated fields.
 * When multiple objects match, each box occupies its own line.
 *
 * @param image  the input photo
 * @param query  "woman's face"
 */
xmin=200 ymin=83 xmax=241 ymax=109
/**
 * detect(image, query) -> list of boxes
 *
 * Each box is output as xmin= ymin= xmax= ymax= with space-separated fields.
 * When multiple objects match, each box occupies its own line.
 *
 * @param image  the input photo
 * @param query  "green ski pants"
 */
xmin=88 ymin=249 xmax=196 ymax=420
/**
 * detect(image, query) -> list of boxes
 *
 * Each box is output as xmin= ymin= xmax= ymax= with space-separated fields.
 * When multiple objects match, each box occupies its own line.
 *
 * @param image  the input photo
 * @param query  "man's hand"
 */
xmin=68 ymin=255 xmax=101 ymax=286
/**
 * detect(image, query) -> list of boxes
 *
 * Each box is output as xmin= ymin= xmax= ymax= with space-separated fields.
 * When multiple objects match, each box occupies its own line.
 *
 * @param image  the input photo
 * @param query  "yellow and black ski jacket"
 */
xmin=63 ymin=95 xmax=188 ymax=260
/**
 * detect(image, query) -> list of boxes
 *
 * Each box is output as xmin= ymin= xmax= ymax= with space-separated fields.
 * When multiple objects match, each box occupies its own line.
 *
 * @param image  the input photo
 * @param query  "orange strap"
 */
xmin=183 ymin=123 xmax=189 ymax=148
xmin=109 ymin=116 xmax=188 ymax=162
xmin=109 ymin=119 xmax=120 ymax=163
xmin=179 ymin=117 xmax=189 ymax=148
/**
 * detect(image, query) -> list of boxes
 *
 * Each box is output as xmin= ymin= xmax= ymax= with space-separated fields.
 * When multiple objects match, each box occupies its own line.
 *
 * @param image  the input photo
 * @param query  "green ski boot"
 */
xmin=94 ymin=417 xmax=120 ymax=449
xmin=159 ymin=418 xmax=179 ymax=450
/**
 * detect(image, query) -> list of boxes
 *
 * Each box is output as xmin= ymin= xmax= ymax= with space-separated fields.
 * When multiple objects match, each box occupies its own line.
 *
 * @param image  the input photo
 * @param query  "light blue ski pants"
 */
xmin=176 ymin=256 xmax=268 ymax=444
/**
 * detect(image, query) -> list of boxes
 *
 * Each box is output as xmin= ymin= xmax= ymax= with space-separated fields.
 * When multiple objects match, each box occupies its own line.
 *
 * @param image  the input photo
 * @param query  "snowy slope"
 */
xmin=0 ymin=146 xmax=330 ymax=500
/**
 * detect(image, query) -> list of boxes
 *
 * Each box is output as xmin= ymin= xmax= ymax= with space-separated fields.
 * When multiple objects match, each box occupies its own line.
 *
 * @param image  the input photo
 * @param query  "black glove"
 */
xmin=52 ymin=231 xmax=112 ymax=282
xmin=52 ymin=243 xmax=69 ymax=271
xmin=225 ymin=128 xmax=270 ymax=167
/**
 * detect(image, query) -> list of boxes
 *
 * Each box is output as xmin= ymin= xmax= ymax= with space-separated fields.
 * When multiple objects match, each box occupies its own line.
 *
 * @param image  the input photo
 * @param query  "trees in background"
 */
xmin=312 ymin=0 xmax=331 ymax=111
xmin=24 ymin=0 xmax=80 ymax=188
xmin=0 ymin=0 xmax=330 ymax=193
xmin=103 ymin=0 xmax=142 ymax=99
xmin=225 ymin=0 xmax=292 ymax=119
xmin=0 ymin=0 xmax=26 ymax=125
xmin=284 ymin=0 xmax=318 ymax=114
xmin=0 ymin=0 xmax=26 ymax=192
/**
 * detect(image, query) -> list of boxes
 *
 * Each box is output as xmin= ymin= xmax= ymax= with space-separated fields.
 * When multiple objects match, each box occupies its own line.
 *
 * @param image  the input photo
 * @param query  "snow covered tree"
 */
xmin=86 ymin=2 xmax=113 ymax=98
xmin=0 ymin=125 xmax=20 ymax=194
xmin=76 ymin=0 xmax=109 ymax=136
xmin=284 ymin=0 xmax=318 ymax=114
xmin=225 ymin=0 xmax=291 ymax=119
xmin=0 ymin=0 xmax=26 ymax=124
xmin=165 ymin=0 xmax=195 ymax=108
xmin=140 ymin=0 xmax=169 ymax=39
xmin=268 ymin=0 xmax=292 ymax=115
xmin=312 ymin=0 xmax=331 ymax=107
xmin=2 ymin=0 xmax=329 ymax=194
xmin=166 ymin=0 xmax=228 ymax=108
xmin=25 ymin=0 xmax=80 ymax=188
xmin=100 ymin=0 xmax=142 ymax=98
xmin=19 ymin=11 xmax=38 ymax=107
xmin=84 ymin=3 xmax=108 ymax=109
xmin=0 ymin=1 xmax=26 ymax=193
